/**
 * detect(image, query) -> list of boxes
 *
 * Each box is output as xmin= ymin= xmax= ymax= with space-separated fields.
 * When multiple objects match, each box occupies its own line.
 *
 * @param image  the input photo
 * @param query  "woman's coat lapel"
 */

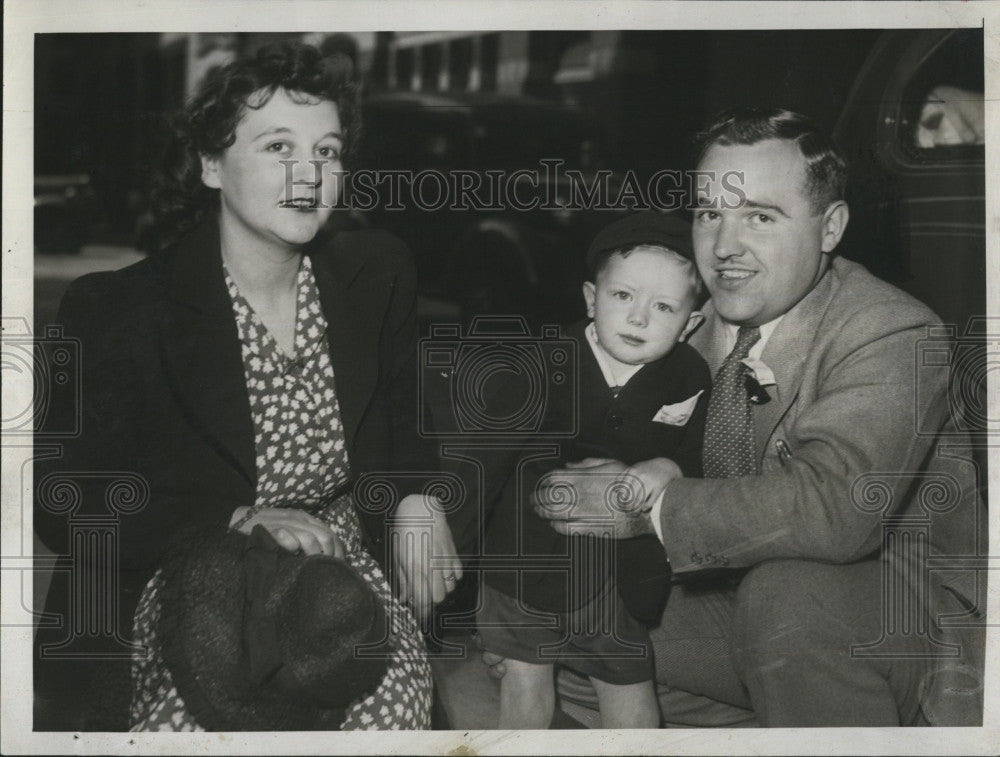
xmin=158 ymin=219 xmax=389 ymax=489
xmin=160 ymin=218 xmax=257 ymax=487
xmin=313 ymin=231 xmax=387 ymax=453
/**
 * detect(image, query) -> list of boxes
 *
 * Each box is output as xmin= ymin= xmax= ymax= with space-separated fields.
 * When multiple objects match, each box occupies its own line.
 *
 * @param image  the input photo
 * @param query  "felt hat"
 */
xmin=157 ymin=525 xmax=390 ymax=731
xmin=586 ymin=211 xmax=694 ymax=273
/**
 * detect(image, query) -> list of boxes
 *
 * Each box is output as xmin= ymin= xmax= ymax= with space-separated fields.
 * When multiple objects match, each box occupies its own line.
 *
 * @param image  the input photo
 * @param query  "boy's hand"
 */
xmin=473 ymin=632 xmax=507 ymax=680
xmin=391 ymin=494 xmax=464 ymax=625
xmin=619 ymin=457 xmax=683 ymax=512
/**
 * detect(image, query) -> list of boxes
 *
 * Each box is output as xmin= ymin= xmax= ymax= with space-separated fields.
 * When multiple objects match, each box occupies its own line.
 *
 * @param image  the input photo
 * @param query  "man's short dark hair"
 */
xmin=694 ymin=107 xmax=848 ymax=214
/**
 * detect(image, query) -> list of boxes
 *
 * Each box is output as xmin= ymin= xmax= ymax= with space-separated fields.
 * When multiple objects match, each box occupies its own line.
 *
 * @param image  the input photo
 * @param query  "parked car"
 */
xmin=834 ymin=28 xmax=988 ymax=464
xmin=835 ymin=27 xmax=985 ymax=334
xmin=34 ymin=174 xmax=97 ymax=254
xmin=346 ymin=91 xmax=629 ymax=327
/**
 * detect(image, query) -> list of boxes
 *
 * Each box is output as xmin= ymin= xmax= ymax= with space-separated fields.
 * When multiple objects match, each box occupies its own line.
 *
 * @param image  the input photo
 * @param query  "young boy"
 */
xmin=476 ymin=212 xmax=712 ymax=728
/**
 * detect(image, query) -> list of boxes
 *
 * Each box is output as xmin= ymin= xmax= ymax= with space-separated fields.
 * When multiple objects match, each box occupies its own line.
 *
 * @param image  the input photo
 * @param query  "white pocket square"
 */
xmin=652 ymin=390 xmax=704 ymax=426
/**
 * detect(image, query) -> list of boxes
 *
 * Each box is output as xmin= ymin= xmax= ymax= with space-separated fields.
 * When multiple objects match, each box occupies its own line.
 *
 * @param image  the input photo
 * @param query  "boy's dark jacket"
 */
xmin=474 ymin=320 xmax=711 ymax=622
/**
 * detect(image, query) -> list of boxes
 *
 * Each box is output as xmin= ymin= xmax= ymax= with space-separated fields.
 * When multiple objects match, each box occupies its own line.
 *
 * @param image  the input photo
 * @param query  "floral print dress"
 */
xmin=129 ymin=255 xmax=432 ymax=731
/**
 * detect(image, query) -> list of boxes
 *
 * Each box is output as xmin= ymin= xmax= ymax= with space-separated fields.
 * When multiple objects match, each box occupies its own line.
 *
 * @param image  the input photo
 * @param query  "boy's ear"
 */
xmin=200 ymin=154 xmax=222 ymax=190
xmin=680 ymin=310 xmax=705 ymax=342
xmin=582 ymin=281 xmax=596 ymax=318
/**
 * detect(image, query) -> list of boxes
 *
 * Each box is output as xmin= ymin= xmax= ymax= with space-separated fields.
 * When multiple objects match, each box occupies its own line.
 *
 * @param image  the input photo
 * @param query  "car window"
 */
xmin=361 ymin=100 xmax=605 ymax=172
xmin=361 ymin=109 xmax=471 ymax=170
xmin=914 ymin=85 xmax=984 ymax=149
xmin=899 ymin=29 xmax=984 ymax=157
xmin=471 ymin=108 xmax=603 ymax=170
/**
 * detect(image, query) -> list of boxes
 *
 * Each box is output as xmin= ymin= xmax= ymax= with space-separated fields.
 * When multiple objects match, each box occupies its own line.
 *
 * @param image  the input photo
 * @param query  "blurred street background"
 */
xmin=31 ymin=28 xmax=986 ymax=432
xmin=26 ymin=28 xmax=987 ymax=729
xmin=33 ymin=29 xmax=887 ymax=327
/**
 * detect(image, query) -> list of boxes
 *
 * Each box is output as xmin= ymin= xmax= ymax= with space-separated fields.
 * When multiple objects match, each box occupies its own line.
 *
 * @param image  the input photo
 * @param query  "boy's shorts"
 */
xmin=477 ymin=581 xmax=654 ymax=685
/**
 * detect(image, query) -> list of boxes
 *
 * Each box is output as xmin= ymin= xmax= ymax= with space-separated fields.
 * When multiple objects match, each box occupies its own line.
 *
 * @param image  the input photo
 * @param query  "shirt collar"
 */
xmin=721 ymin=315 xmax=784 ymax=360
xmin=585 ymin=322 xmax=644 ymax=389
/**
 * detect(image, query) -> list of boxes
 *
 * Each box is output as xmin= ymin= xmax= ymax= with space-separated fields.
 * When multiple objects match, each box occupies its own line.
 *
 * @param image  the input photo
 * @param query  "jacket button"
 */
xmin=607 ymin=413 xmax=624 ymax=430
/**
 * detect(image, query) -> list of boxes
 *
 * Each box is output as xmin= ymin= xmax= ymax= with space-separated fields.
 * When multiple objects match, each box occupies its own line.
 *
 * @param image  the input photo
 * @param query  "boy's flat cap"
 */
xmin=587 ymin=212 xmax=694 ymax=271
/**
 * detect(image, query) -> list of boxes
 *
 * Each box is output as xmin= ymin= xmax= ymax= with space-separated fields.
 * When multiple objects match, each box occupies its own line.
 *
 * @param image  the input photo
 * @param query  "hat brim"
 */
xmin=585 ymin=211 xmax=695 ymax=272
xmin=157 ymin=527 xmax=387 ymax=731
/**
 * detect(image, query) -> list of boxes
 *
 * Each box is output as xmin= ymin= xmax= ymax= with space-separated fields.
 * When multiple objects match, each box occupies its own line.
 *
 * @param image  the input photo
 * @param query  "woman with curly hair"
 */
xmin=34 ymin=41 xmax=463 ymax=731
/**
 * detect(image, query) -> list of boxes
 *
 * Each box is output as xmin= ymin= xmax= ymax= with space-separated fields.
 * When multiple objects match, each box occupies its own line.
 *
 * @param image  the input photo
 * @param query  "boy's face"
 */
xmin=583 ymin=246 xmax=701 ymax=366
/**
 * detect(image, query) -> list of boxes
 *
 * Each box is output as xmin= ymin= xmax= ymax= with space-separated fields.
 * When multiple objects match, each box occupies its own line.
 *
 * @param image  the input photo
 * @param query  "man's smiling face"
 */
xmin=692 ymin=138 xmax=845 ymax=327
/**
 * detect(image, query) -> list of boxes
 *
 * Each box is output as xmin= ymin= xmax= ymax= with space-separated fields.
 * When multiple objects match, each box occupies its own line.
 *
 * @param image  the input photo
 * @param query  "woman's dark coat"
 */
xmin=34 ymin=218 xmax=438 ymax=730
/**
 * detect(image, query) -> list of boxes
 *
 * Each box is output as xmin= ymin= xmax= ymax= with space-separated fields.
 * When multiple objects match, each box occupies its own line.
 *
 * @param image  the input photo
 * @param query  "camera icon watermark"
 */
xmin=1 ymin=319 xmax=80 ymax=437
xmin=914 ymin=318 xmax=998 ymax=437
xmin=418 ymin=316 xmax=577 ymax=437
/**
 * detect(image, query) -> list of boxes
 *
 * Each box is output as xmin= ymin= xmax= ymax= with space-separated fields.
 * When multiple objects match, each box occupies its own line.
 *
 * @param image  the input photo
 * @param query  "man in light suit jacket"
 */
xmin=529 ymin=108 xmax=985 ymax=726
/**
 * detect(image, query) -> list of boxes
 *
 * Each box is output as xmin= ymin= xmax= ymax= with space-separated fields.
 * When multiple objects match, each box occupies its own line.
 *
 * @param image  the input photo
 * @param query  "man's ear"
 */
xmin=582 ymin=281 xmax=596 ymax=318
xmin=200 ymin=154 xmax=222 ymax=190
xmin=820 ymin=201 xmax=850 ymax=253
xmin=680 ymin=310 xmax=705 ymax=342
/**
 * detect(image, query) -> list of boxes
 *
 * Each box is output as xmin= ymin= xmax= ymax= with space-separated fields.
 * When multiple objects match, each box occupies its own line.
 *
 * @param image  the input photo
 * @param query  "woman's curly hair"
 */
xmin=146 ymin=41 xmax=360 ymax=251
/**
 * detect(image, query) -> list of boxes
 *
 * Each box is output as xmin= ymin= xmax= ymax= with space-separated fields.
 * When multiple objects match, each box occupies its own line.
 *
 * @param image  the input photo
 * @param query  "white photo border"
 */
xmin=3 ymin=1 xmax=998 ymax=754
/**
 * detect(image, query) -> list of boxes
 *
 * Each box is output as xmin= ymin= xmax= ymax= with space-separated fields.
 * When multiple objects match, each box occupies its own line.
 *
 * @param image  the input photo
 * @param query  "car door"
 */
xmin=835 ymin=28 xmax=985 ymax=334
xmin=835 ymin=28 xmax=988 ymax=446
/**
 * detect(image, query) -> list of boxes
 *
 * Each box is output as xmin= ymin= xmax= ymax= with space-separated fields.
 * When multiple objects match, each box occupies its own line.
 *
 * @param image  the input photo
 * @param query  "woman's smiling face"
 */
xmin=200 ymin=87 xmax=344 ymax=253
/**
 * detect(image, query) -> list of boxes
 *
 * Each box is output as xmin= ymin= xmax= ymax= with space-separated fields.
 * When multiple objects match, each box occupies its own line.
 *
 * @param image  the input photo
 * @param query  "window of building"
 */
xmin=395 ymin=47 xmax=414 ymax=90
xmin=480 ymin=33 xmax=500 ymax=91
xmin=449 ymin=38 xmax=473 ymax=92
xmin=421 ymin=43 xmax=443 ymax=91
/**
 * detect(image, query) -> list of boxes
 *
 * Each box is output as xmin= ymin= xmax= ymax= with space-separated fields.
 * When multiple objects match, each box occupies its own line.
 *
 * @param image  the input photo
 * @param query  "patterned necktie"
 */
xmin=703 ymin=326 xmax=762 ymax=478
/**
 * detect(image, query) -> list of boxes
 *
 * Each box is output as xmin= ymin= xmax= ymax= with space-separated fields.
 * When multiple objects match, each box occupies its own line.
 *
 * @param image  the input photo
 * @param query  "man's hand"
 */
xmin=391 ymin=493 xmax=463 ymax=623
xmin=531 ymin=459 xmax=656 ymax=539
xmin=621 ymin=457 xmax=683 ymax=511
xmin=230 ymin=506 xmax=345 ymax=557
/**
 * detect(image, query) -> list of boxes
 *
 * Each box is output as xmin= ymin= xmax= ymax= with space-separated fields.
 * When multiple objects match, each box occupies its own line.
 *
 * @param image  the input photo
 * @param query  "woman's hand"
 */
xmin=620 ymin=457 xmax=684 ymax=512
xmin=229 ymin=506 xmax=345 ymax=557
xmin=391 ymin=494 xmax=463 ymax=624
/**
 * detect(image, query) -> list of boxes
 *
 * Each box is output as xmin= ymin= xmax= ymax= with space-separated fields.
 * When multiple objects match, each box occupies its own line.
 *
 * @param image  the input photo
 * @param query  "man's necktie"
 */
xmin=703 ymin=326 xmax=762 ymax=478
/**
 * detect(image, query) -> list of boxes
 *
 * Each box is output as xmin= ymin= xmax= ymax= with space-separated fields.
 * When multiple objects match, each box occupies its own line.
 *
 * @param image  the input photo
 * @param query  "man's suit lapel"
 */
xmin=691 ymin=265 xmax=838 ymax=467
xmin=753 ymin=266 xmax=837 ymax=462
xmin=312 ymin=234 xmax=385 ymax=452
xmin=160 ymin=218 xmax=256 ymax=486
